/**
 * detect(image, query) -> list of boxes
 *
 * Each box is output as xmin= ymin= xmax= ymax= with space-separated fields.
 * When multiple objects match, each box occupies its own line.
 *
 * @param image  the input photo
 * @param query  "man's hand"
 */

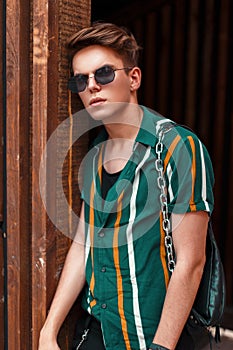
xmin=38 ymin=329 xmax=61 ymax=350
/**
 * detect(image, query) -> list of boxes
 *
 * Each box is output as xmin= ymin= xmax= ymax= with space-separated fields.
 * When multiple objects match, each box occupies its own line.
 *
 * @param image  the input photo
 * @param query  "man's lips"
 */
xmin=89 ymin=97 xmax=106 ymax=106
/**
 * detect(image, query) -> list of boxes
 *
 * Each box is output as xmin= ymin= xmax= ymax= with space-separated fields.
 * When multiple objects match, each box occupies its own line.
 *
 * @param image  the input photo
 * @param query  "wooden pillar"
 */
xmin=6 ymin=0 xmax=91 ymax=349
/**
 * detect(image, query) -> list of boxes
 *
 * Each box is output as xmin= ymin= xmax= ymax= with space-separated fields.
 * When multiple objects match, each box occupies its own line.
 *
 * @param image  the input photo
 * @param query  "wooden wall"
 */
xmin=93 ymin=0 xmax=233 ymax=328
xmin=3 ymin=0 xmax=91 ymax=349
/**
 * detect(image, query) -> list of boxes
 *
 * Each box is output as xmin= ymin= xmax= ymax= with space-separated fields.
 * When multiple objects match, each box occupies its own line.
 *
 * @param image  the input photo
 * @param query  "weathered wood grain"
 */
xmin=6 ymin=0 xmax=31 ymax=348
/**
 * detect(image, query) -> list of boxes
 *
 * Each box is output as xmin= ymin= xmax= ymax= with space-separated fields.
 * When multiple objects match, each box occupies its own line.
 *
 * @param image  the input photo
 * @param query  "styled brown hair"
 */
xmin=67 ymin=22 xmax=142 ymax=67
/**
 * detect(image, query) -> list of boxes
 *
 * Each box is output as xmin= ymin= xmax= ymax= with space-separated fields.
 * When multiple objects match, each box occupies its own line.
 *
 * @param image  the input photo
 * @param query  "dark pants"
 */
xmin=72 ymin=312 xmax=105 ymax=350
xmin=176 ymin=318 xmax=212 ymax=350
xmin=72 ymin=312 xmax=211 ymax=350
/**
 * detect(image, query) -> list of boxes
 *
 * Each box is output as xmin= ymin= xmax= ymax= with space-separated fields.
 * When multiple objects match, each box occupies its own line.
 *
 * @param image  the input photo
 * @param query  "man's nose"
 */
xmin=87 ymin=75 xmax=101 ymax=91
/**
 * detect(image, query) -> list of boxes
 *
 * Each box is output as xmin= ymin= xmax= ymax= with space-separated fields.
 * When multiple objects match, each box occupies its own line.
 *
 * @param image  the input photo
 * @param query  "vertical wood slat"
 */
xmin=6 ymin=0 xmax=31 ymax=349
xmin=0 ymin=0 xmax=4 ymax=223
xmin=171 ymin=0 xmax=187 ymax=121
xmin=197 ymin=0 xmax=215 ymax=140
xmin=143 ymin=12 xmax=157 ymax=107
xmin=0 ymin=237 xmax=4 ymax=348
xmin=31 ymin=0 xmax=49 ymax=348
xmin=211 ymin=0 xmax=230 ymax=256
xmin=0 ymin=2 xmax=5 ymax=347
xmin=184 ymin=0 xmax=199 ymax=127
xmin=157 ymin=4 xmax=172 ymax=115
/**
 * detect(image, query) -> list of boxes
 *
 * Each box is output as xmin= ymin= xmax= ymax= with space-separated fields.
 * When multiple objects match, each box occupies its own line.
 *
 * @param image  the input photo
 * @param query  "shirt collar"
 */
xmin=135 ymin=106 xmax=163 ymax=147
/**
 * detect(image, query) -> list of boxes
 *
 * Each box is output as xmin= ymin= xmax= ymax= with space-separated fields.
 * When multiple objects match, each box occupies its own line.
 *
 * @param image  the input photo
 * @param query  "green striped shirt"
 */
xmin=80 ymin=106 xmax=214 ymax=350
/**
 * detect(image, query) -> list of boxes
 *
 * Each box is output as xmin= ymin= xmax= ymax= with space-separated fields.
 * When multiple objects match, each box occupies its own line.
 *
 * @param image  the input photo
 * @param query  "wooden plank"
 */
xmin=0 ymin=3 xmax=5 ymax=346
xmin=184 ymin=0 xmax=199 ymax=128
xmin=7 ymin=1 xmax=20 ymax=349
xmin=157 ymin=3 xmax=172 ymax=115
xmin=18 ymin=1 xmax=31 ymax=348
xmin=195 ymin=0 xmax=214 ymax=141
xmin=6 ymin=0 xmax=23 ymax=348
xmin=0 ymin=230 xmax=4 ymax=349
xmin=143 ymin=12 xmax=158 ymax=108
xmin=6 ymin=0 xmax=31 ymax=348
xmin=171 ymin=0 xmax=187 ymax=122
xmin=210 ymin=0 xmax=230 ymax=275
xmin=0 ymin=0 xmax=4 ymax=223
xmin=31 ymin=0 xmax=49 ymax=348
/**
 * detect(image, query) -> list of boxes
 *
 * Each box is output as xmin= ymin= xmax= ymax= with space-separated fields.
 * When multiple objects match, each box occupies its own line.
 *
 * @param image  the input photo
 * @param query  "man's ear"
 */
xmin=129 ymin=67 xmax=141 ymax=91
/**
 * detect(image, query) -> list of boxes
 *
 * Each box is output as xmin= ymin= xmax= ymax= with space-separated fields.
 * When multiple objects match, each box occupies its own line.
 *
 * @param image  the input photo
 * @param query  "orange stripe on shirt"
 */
xmin=159 ymin=213 xmax=170 ymax=289
xmin=113 ymin=192 xmax=131 ymax=350
xmin=164 ymin=135 xmax=181 ymax=172
xmin=98 ymin=145 xmax=103 ymax=186
xmin=187 ymin=136 xmax=197 ymax=211
xmin=90 ymin=299 xmax=97 ymax=308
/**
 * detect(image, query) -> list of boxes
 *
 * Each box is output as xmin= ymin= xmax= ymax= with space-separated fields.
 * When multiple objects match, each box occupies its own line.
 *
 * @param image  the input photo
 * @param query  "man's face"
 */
xmin=72 ymin=45 xmax=141 ymax=121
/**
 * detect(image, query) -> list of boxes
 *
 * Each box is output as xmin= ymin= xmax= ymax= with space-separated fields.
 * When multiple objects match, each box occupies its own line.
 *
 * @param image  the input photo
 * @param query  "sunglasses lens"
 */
xmin=95 ymin=66 xmax=115 ymax=85
xmin=68 ymin=77 xmax=78 ymax=93
xmin=75 ymin=74 xmax=88 ymax=92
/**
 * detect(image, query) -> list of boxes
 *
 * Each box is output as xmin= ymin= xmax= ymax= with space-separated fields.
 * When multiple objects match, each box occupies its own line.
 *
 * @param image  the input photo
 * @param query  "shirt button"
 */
xmin=101 ymin=303 xmax=107 ymax=309
xmin=101 ymin=267 xmax=106 ymax=272
xmin=98 ymin=232 xmax=105 ymax=238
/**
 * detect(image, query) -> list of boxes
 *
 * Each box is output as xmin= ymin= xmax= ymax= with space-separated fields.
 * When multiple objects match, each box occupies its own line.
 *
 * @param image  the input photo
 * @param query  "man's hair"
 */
xmin=67 ymin=22 xmax=142 ymax=67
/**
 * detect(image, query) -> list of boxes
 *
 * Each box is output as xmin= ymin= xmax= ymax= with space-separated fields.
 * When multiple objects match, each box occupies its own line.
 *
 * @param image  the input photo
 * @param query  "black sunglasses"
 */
xmin=68 ymin=65 xmax=133 ymax=93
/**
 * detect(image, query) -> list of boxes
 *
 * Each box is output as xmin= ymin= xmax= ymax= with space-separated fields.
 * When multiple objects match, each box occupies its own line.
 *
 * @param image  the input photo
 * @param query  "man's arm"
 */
xmin=151 ymin=211 xmax=208 ymax=350
xmin=38 ymin=203 xmax=86 ymax=350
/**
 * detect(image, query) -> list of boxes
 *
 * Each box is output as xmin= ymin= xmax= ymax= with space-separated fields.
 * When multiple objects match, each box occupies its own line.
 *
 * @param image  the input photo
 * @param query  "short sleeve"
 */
xmin=163 ymin=127 xmax=214 ymax=215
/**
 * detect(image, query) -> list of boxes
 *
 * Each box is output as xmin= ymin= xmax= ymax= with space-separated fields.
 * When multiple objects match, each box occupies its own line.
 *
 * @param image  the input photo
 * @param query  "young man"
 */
xmin=39 ymin=23 xmax=214 ymax=350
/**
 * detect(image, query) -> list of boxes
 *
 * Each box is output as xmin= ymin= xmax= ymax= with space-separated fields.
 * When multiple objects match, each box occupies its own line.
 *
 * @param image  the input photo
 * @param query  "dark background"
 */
xmin=92 ymin=0 xmax=233 ymax=328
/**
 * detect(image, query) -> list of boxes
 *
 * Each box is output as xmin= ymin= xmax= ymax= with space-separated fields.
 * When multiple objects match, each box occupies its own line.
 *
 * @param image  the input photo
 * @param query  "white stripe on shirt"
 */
xmin=126 ymin=146 xmax=151 ymax=350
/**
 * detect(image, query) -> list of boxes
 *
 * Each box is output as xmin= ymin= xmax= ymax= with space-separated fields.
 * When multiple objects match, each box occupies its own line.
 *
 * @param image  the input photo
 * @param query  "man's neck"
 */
xmin=103 ymin=104 xmax=143 ymax=140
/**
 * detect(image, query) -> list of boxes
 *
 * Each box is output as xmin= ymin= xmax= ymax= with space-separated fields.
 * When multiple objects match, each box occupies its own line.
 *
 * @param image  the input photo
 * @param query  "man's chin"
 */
xmin=86 ymin=102 xmax=133 ymax=123
xmin=87 ymin=103 xmax=119 ymax=122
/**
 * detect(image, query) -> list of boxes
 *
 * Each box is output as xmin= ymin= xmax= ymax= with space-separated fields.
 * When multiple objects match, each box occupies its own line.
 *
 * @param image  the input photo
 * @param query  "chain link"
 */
xmin=75 ymin=328 xmax=90 ymax=350
xmin=155 ymin=125 xmax=176 ymax=272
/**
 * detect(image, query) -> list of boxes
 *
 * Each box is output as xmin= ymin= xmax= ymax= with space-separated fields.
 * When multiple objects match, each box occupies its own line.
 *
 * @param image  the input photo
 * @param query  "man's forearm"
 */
xmin=152 ymin=261 xmax=205 ymax=350
xmin=41 ymin=240 xmax=86 ymax=337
